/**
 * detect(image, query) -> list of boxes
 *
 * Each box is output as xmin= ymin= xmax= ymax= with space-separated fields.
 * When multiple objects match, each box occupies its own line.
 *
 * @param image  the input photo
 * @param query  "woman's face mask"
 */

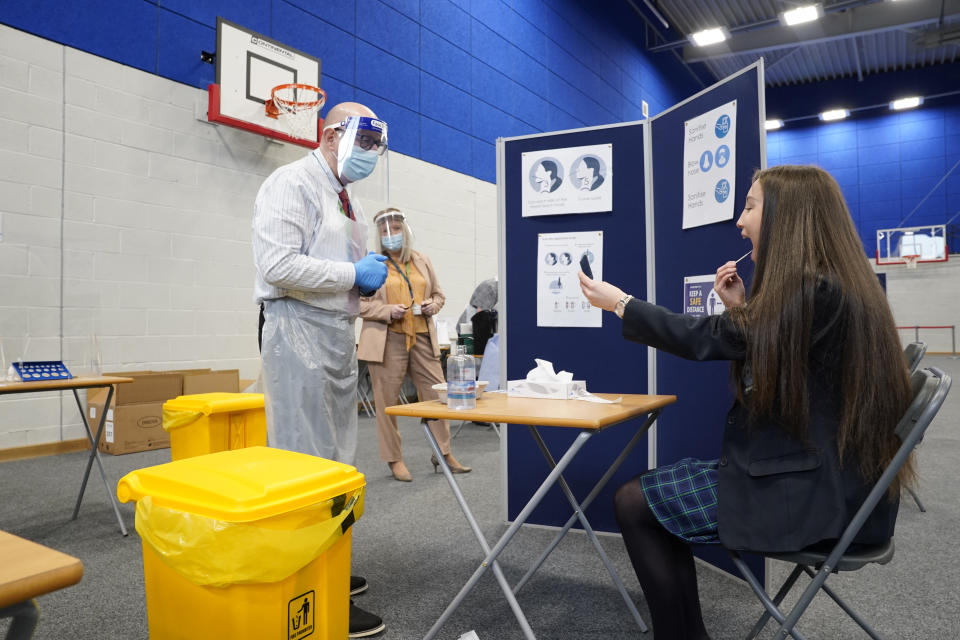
xmin=382 ymin=234 xmax=403 ymax=251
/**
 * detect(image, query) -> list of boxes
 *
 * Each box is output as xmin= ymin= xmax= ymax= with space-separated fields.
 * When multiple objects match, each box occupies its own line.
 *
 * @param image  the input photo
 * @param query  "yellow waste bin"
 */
xmin=163 ymin=392 xmax=267 ymax=460
xmin=117 ymin=446 xmax=365 ymax=640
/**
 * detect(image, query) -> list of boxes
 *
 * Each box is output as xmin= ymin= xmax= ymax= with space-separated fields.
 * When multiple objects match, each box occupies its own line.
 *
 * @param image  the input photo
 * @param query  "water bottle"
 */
xmin=446 ymin=344 xmax=476 ymax=410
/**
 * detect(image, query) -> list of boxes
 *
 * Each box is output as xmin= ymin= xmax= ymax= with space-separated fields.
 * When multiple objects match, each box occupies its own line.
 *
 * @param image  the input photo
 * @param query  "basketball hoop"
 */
xmin=903 ymin=255 xmax=920 ymax=269
xmin=266 ymin=83 xmax=326 ymax=141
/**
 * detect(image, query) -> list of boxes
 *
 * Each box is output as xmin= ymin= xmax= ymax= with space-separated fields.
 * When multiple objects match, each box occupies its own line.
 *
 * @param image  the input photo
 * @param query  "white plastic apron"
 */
xmin=261 ymin=171 xmax=368 ymax=464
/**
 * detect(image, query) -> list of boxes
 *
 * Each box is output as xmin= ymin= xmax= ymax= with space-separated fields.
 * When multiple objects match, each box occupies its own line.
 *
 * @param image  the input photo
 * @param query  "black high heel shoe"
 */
xmin=431 ymin=454 xmax=472 ymax=474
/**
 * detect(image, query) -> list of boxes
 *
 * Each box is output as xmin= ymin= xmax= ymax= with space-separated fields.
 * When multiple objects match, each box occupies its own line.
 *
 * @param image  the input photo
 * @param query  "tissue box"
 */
xmin=507 ymin=380 xmax=587 ymax=400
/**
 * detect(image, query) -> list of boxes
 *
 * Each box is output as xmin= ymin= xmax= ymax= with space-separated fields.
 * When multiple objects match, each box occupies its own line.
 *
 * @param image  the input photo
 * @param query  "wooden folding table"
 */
xmin=387 ymin=391 xmax=676 ymax=639
xmin=0 ymin=376 xmax=134 ymax=535
xmin=0 ymin=529 xmax=83 ymax=639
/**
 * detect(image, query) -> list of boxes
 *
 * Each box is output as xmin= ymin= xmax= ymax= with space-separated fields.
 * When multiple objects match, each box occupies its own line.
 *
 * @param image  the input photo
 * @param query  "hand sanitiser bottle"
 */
xmin=446 ymin=344 xmax=476 ymax=410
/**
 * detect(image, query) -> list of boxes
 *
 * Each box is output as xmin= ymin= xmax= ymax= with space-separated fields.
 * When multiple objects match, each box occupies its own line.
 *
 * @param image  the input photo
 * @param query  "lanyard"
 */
xmin=386 ymin=255 xmax=415 ymax=302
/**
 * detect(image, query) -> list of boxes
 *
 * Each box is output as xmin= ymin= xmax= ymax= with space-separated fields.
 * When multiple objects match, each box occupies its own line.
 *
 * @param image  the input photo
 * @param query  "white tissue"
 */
xmin=526 ymin=358 xmax=574 ymax=383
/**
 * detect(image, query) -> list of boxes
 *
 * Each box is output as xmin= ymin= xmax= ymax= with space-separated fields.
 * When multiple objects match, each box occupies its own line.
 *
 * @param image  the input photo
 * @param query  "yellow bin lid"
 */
xmin=163 ymin=392 xmax=265 ymax=415
xmin=116 ymin=446 xmax=365 ymax=522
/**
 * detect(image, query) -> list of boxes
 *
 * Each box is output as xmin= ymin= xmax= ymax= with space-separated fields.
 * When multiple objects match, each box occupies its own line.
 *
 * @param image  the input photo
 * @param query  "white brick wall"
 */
xmin=0 ymin=25 xmax=499 ymax=447
xmin=875 ymin=259 xmax=960 ymax=355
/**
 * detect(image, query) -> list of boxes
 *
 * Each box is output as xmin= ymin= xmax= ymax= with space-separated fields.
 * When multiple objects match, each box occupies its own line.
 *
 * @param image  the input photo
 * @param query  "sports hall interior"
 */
xmin=0 ymin=1 xmax=958 ymax=638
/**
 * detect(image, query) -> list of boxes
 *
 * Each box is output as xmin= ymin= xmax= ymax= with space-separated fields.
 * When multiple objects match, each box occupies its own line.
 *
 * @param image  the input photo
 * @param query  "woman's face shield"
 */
xmin=374 ymin=211 xmax=407 ymax=252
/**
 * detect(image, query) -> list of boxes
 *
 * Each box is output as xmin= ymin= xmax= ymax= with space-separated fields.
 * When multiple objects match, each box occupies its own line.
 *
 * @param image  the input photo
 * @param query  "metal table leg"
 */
xmin=71 ymin=385 xmax=128 ymax=536
xmin=514 ymin=413 xmax=661 ymax=633
xmin=421 ymin=420 xmax=535 ymax=640
xmin=423 ymin=422 xmax=594 ymax=640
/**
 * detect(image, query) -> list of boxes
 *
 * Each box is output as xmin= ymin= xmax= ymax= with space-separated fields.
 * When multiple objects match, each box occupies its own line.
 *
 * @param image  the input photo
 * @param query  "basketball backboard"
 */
xmin=207 ymin=18 xmax=323 ymax=148
xmin=876 ymin=224 xmax=948 ymax=266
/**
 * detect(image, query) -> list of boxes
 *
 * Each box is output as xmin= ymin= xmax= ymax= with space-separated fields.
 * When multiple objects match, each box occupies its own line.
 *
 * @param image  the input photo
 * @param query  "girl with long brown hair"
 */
xmin=578 ymin=165 xmax=913 ymax=639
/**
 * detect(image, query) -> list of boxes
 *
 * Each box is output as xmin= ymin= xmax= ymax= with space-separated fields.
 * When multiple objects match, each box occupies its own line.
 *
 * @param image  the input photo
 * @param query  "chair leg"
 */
xmin=746 ymin=564 xmax=805 ymax=640
xmin=905 ymin=486 xmax=926 ymax=512
xmin=799 ymin=567 xmax=886 ymax=640
xmin=728 ymin=552 xmax=809 ymax=640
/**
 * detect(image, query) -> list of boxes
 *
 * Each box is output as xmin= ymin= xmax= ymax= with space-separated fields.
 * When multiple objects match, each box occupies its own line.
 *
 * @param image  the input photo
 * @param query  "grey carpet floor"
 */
xmin=1 ymin=355 xmax=958 ymax=639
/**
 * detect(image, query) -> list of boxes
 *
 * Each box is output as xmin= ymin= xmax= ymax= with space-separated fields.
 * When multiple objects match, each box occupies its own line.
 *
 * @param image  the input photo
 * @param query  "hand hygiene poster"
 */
xmin=683 ymin=100 xmax=737 ymax=229
xmin=537 ymin=231 xmax=603 ymax=327
xmin=522 ymin=144 xmax=613 ymax=217
xmin=683 ymin=274 xmax=726 ymax=317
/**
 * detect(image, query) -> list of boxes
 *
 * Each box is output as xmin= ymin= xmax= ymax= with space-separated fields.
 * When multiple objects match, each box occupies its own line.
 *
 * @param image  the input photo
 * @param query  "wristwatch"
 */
xmin=614 ymin=294 xmax=633 ymax=318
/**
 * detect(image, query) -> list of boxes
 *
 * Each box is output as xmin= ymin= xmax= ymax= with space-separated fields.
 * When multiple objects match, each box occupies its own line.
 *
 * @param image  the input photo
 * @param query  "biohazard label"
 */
xmin=288 ymin=590 xmax=315 ymax=639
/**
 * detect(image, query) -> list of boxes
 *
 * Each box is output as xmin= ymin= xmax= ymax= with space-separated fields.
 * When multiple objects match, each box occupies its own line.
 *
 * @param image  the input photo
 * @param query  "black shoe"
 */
xmin=349 ymin=601 xmax=385 ymax=638
xmin=350 ymin=574 xmax=368 ymax=596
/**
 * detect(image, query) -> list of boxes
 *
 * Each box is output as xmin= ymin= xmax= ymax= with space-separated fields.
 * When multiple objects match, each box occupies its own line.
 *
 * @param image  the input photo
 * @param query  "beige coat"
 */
xmin=357 ymin=250 xmax=446 ymax=362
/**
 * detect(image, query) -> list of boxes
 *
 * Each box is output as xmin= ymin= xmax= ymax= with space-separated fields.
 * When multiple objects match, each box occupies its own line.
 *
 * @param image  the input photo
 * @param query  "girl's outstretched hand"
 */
xmin=578 ymin=271 xmax=626 ymax=312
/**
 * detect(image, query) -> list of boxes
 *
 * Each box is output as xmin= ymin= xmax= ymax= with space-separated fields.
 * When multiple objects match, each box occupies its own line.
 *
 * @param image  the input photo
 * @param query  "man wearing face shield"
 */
xmin=252 ymin=102 xmax=389 ymax=638
xmin=357 ymin=209 xmax=471 ymax=482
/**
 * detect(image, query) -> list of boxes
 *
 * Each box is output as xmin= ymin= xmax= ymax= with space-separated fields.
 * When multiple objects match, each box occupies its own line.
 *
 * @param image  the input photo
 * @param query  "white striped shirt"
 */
xmin=252 ymin=150 xmax=368 ymax=312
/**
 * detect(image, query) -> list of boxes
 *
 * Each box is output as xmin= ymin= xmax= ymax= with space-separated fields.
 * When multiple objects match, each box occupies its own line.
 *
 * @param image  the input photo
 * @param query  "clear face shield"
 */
xmin=373 ymin=210 xmax=407 ymax=253
xmin=324 ymin=116 xmax=389 ymax=183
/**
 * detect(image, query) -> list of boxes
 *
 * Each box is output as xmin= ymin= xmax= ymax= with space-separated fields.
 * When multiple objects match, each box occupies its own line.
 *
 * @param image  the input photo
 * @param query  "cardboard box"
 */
xmin=88 ymin=369 xmax=239 ymax=454
xmin=88 ymin=372 xmax=182 ymax=455
xmin=183 ymin=369 xmax=239 ymax=395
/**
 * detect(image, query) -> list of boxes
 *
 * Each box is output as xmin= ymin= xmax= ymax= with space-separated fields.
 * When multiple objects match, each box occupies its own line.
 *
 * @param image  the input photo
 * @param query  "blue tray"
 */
xmin=13 ymin=361 xmax=73 ymax=381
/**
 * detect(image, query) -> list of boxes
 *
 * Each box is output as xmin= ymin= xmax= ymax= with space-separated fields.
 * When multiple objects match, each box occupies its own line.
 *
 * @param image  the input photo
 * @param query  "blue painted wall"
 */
xmin=0 ymin=0 xmax=699 ymax=183
xmin=766 ymin=66 xmax=960 ymax=256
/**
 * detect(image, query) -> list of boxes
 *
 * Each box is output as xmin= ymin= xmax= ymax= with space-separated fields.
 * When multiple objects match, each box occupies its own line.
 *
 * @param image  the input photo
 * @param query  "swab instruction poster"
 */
xmin=682 ymin=100 xmax=737 ymax=229
xmin=537 ymin=231 xmax=603 ymax=327
xmin=522 ymin=144 xmax=613 ymax=217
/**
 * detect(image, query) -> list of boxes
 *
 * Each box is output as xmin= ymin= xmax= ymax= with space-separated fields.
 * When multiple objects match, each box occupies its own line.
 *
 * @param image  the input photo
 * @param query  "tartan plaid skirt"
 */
xmin=639 ymin=457 xmax=721 ymax=544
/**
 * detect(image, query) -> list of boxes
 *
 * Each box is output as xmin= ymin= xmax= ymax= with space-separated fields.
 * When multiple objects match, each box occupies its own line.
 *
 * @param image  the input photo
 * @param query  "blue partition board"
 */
xmin=503 ymin=123 xmax=649 ymax=532
xmin=649 ymin=63 xmax=764 ymax=576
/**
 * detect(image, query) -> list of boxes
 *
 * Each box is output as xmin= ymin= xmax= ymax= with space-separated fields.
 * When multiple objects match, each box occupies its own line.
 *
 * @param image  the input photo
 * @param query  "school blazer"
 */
xmin=357 ymin=250 xmax=446 ymax=363
xmin=621 ymin=284 xmax=898 ymax=553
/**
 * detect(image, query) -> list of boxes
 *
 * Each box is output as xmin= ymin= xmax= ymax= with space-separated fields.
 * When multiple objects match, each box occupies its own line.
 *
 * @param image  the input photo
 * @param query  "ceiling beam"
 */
xmin=682 ymin=0 xmax=960 ymax=63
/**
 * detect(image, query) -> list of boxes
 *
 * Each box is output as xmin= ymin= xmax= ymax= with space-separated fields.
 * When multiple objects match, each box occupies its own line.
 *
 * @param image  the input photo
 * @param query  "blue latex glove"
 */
xmin=354 ymin=251 xmax=388 ymax=294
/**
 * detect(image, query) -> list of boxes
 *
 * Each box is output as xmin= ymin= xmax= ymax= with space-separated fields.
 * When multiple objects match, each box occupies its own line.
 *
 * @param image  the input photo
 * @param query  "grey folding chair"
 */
xmin=728 ymin=366 xmax=951 ymax=640
xmin=902 ymin=342 xmax=928 ymax=510
xmin=356 ymin=361 xmax=376 ymax=418
xmin=903 ymin=342 xmax=926 ymax=374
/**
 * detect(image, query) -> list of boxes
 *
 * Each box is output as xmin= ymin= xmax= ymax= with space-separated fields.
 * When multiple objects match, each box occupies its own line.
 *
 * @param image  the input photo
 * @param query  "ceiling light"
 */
xmin=781 ymin=4 xmax=822 ymax=26
xmin=765 ymin=119 xmax=784 ymax=130
xmin=820 ymin=109 xmax=849 ymax=121
xmin=890 ymin=96 xmax=922 ymax=110
xmin=689 ymin=27 xmax=728 ymax=47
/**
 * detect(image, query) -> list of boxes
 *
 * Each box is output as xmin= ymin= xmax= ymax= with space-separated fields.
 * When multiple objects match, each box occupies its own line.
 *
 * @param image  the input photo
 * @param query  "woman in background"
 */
xmin=579 ymin=165 xmax=913 ymax=639
xmin=358 ymin=208 xmax=471 ymax=482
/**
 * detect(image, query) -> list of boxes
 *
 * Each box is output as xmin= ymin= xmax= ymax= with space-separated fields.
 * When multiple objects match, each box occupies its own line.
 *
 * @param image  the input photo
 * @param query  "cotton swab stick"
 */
xmin=735 ymin=250 xmax=752 ymax=264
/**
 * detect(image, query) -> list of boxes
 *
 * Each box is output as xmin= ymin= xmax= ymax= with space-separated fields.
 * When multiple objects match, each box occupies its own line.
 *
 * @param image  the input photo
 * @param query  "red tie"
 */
xmin=337 ymin=189 xmax=355 ymax=221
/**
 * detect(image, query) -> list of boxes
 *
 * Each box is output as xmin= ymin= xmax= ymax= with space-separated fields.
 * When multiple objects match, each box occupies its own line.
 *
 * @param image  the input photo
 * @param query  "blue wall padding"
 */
xmin=503 ymin=124 xmax=648 ymax=533
xmin=767 ymin=100 xmax=960 ymax=254
xmin=0 ymin=0 xmax=696 ymax=183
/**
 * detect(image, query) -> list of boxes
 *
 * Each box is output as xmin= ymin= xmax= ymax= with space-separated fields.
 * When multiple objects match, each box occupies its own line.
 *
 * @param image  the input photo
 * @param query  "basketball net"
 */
xmin=266 ymin=83 xmax=326 ymax=141
xmin=903 ymin=255 xmax=919 ymax=269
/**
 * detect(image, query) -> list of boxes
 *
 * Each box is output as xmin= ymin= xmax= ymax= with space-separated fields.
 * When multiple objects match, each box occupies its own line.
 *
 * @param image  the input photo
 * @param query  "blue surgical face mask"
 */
xmin=382 ymin=234 xmax=403 ymax=251
xmin=341 ymin=146 xmax=379 ymax=183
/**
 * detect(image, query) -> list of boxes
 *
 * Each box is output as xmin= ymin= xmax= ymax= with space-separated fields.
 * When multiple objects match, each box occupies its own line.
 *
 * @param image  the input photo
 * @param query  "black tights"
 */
xmin=614 ymin=477 xmax=711 ymax=640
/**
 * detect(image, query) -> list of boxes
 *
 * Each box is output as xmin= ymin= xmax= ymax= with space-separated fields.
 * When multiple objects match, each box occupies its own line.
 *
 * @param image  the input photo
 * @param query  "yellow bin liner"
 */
xmin=162 ymin=392 xmax=267 ymax=461
xmin=117 ymin=446 xmax=365 ymax=640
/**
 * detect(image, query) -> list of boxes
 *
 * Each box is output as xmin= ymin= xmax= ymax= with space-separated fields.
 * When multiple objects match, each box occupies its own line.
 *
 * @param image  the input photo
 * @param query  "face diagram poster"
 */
xmin=522 ymin=144 xmax=613 ymax=217
xmin=537 ymin=231 xmax=603 ymax=327
xmin=682 ymin=100 xmax=737 ymax=229
xmin=683 ymin=274 xmax=726 ymax=317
